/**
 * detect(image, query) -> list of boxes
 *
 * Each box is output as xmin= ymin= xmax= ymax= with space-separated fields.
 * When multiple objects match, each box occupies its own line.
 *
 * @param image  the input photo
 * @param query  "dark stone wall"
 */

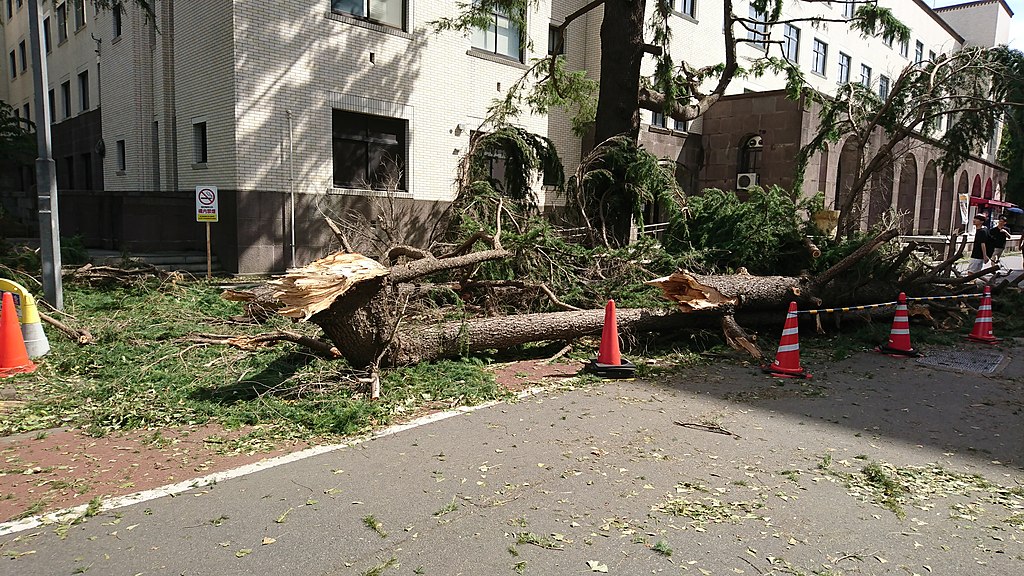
xmin=700 ymin=91 xmax=805 ymax=193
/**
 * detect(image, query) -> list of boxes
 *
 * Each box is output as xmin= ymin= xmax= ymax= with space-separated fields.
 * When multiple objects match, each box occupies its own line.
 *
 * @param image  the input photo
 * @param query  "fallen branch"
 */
xmin=803 ymin=237 xmax=821 ymax=259
xmin=459 ymin=280 xmax=582 ymax=311
xmin=810 ymin=228 xmax=899 ymax=293
xmin=188 ymin=330 xmax=342 ymax=358
xmin=38 ymin=310 xmax=95 ymax=345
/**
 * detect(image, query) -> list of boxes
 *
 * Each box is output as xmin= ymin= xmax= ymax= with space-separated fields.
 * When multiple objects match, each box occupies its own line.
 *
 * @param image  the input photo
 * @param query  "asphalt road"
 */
xmin=2 ymin=338 xmax=1023 ymax=576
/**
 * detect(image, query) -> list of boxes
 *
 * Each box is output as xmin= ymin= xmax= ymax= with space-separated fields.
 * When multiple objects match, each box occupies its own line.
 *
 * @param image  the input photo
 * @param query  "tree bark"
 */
xmin=594 ymin=0 xmax=645 ymax=144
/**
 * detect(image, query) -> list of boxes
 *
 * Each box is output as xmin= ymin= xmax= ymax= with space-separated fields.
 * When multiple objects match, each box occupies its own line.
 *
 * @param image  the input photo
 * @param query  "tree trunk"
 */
xmin=594 ymin=0 xmax=645 ymax=144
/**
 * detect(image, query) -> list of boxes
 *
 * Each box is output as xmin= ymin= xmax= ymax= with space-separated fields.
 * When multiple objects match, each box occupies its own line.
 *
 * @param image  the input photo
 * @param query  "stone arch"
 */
xmin=896 ymin=154 xmax=918 ymax=233
xmin=816 ymin=145 xmax=830 ymax=194
xmin=937 ymin=172 xmax=954 ymax=234
xmin=867 ymin=159 xmax=894 ymax=227
xmin=984 ymin=178 xmax=994 ymax=199
xmin=958 ymin=172 xmax=969 ymax=197
xmin=834 ymin=137 xmax=859 ymax=212
xmin=972 ymin=174 xmax=982 ymax=196
xmin=919 ymin=161 xmax=939 ymax=234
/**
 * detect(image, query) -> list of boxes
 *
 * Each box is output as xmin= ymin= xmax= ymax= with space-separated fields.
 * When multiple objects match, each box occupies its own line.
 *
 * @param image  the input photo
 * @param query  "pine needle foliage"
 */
xmin=662 ymin=186 xmax=808 ymax=275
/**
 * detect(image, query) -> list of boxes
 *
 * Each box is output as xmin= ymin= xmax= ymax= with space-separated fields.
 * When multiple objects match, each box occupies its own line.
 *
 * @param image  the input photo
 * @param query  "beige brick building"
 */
xmin=0 ymin=0 xmax=1015 ymax=272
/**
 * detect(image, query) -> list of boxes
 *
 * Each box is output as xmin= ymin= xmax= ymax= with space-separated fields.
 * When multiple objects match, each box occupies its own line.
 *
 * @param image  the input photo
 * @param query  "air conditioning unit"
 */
xmin=736 ymin=173 xmax=759 ymax=190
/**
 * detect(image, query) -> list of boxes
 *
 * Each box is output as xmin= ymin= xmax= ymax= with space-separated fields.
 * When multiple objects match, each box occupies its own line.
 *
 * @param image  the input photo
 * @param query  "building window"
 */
xmin=651 ymin=111 xmax=667 ymax=128
xmin=48 ymin=89 xmax=55 ymax=122
xmin=548 ymin=25 xmax=564 ymax=56
xmin=43 ymin=17 xmax=52 ymax=52
xmin=883 ymin=34 xmax=893 ymax=48
xmin=859 ymin=64 xmax=871 ymax=86
xmin=842 ymin=2 xmax=856 ymax=18
xmin=811 ymin=39 xmax=827 ymax=76
xmin=116 ymin=139 xmax=126 ymax=171
xmin=915 ymin=40 xmax=924 ymax=63
xmin=81 ymin=153 xmax=93 ymax=190
xmin=56 ymin=3 xmax=68 ymax=43
xmin=7 ymin=51 xmax=14 ymax=79
xmin=73 ymin=0 xmax=85 ymax=30
xmin=928 ymin=50 xmax=936 ymax=62
xmin=878 ymin=75 xmax=889 ymax=100
xmin=61 ymin=80 xmax=71 ymax=119
xmin=332 ymin=110 xmax=407 ymax=190
xmin=747 ymin=6 xmax=768 ymax=52
xmin=64 ymin=156 xmax=74 ymax=189
xmin=18 ymin=40 xmax=27 ymax=71
xmin=676 ymin=0 xmax=695 ymax=18
xmin=193 ymin=121 xmax=208 ymax=164
xmin=741 ymin=135 xmax=764 ymax=174
xmin=22 ymin=103 xmax=29 ymax=126
xmin=78 ymin=70 xmax=89 ymax=111
xmin=4 ymin=0 xmax=10 ymax=20
xmin=838 ymin=52 xmax=851 ymax=84
xmin=113 ymin=6 xmax=122 ymax=37
xmin=471 ymin=6 xmax=522 ymax=61
xmin=331 ymin=0 xmax=403 ymax=30
xmin=899 ymin=38 xmax=908 ymax=58
xmin=782 ymin=24 xmax=799 ymax=63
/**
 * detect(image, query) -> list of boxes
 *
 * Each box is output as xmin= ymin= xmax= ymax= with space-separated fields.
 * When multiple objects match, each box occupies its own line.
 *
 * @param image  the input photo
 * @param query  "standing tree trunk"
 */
xmin=594 ymin=0 xmax=645 ymax=145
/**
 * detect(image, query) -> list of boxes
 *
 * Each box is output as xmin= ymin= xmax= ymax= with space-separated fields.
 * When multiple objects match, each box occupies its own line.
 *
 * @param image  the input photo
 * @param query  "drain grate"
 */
xmin=916 ymin=348 xmax=1004 ymax=374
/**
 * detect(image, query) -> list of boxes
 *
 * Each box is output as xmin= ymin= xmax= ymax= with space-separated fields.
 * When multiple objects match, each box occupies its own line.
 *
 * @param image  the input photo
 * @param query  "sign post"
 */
xmin=196 ymin=186 xmax=219 ymax=279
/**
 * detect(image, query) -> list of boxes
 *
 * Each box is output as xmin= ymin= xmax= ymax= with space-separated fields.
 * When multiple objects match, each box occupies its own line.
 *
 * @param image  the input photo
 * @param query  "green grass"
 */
xmin=363 ymin=514 xmax=387 ymax=537
xmin=0 ymin=281 xmax=508 ymax=448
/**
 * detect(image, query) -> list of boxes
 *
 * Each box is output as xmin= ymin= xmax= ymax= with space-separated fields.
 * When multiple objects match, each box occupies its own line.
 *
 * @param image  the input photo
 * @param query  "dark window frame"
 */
xmin=470 ymin=5 xmax=524 ymax=62
xmin=332 ymin=109 xmax=408 ymax=191
xmin=838 ymin=52 xmax=851 ymax=84
xmin=193 ymin=122 xmax=208 ymax=164
xmin=330 ymin=0 xmax=405 ymax=31
xmin=811 ymin=38 xmax=827 ymax=76
xmin=782 ymin=24 xmax=800 ymax=63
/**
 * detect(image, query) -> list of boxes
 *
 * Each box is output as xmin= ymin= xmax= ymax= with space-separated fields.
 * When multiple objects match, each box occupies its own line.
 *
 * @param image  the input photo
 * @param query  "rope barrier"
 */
xmin=796 ymin=293 xmax=983 ymax=315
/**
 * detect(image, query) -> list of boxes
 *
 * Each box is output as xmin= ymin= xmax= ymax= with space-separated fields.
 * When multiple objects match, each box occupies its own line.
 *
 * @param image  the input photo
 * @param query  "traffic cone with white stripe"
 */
xmin=966 ymin=286 xmax=1000 ymax=344
xmin=0 ymin=292 xmax=36 ymax=378
xmin=877 ymin=292 xmax=920 ymax=357
xmin=762 ymin=302 xmax=811 ymax=379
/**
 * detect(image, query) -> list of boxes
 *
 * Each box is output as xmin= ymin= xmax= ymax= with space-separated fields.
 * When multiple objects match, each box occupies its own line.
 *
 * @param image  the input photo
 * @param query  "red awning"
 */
xmin=969 ymin=197 xmax=1015 ymax=208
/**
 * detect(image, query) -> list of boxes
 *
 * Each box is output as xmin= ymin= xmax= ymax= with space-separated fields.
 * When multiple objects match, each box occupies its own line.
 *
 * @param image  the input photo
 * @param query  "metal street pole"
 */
xmin=27 ymin=0 xmax=63 ymax=310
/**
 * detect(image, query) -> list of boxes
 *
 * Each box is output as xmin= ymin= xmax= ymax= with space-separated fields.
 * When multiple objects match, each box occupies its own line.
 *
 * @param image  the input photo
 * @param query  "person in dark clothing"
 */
xmin=987 ymin=214 xmax=1011 ymax=265
xmin=968 ymin=213 xmax=990 ymax=273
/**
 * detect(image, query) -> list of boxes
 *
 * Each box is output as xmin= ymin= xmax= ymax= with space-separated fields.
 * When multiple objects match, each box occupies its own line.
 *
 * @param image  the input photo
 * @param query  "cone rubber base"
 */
xmin=761 ymin=364 xmax=811 ymax=379
xmin=966 ymin=334 xmax=1000 ymax=345
xmin=876 ymin=344 xmax=920 ymax=358
xmin=583 ymin=358 xmax=637 ymax=379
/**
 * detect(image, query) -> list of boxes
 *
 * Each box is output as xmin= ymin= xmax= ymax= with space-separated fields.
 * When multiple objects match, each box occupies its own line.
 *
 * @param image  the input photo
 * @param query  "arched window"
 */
xmin=740 ymin=135 xmax=764 ymax=174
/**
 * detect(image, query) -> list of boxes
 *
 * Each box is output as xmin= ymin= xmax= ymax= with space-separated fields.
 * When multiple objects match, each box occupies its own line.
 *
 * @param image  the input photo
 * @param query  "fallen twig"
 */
xmin=38 ymin=310 xmax=95 ymax=345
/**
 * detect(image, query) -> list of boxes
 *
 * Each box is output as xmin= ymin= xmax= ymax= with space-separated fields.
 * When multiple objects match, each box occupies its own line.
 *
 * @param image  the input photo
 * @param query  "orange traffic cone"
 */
xmin=966 ymin=286 xmax=1000 ymax=344
xmin=762 ymin=302 xmax=811 ymax=379
xmin=584 ymin=300 xmax=636 ymax=378
xmin=0 ymin=292 xmax=36 ymax=377
xmin=877 ymin=292 xmax=920 ymax=357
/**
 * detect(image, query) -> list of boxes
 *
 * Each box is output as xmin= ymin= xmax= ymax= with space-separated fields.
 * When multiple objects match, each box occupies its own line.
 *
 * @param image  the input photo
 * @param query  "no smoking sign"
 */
xmin=196 ymin=186 xmax=219 ymax=222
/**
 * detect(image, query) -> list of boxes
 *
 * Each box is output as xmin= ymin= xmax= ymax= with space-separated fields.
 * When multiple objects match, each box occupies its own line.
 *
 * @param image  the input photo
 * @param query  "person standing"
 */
xmin=987 ymin=214 xmax=1011 ymax=265
xmin=968 ymin=213 xmax=991 ymax=273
